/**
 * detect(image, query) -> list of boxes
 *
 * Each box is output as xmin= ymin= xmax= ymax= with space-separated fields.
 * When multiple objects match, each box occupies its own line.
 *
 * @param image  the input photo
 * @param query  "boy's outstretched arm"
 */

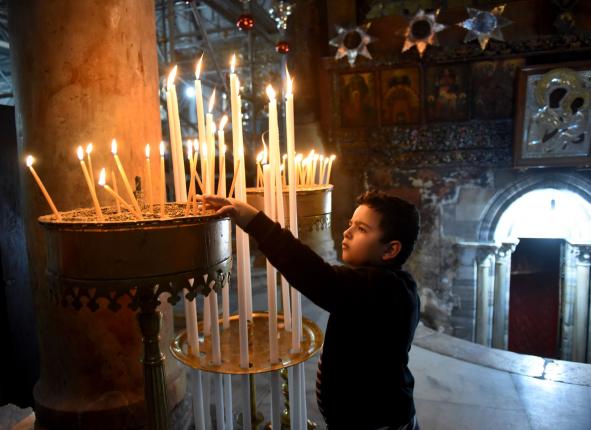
xmin=203 ymin=195 xmax=378 ymax=313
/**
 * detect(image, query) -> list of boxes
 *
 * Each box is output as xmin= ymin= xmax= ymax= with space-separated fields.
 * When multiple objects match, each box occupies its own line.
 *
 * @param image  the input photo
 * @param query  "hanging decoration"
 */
xmin=401 ymin=9 xmax=447 ymax=58
xmin=457 ymin=5 xmax=513 ymax=50
xmin=275 ymin=40 xmax=290 ymax=54
xmin=237 ymin=0 xmax=255 ymax=31
xmin=329 ymin=24 xmax=376 ymax=67
xmin=269 ymin=1 xmax=294 ymax=55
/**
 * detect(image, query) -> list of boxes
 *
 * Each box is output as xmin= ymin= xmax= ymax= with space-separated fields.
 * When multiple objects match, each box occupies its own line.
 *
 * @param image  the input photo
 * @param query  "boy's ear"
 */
xmin=382 ymin=240 xmax=402 ymax=262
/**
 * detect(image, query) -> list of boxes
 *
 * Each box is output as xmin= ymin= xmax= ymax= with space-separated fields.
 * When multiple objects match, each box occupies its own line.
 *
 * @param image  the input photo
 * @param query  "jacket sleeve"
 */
xmin=244 ymin=211 xmax=377 ymax=313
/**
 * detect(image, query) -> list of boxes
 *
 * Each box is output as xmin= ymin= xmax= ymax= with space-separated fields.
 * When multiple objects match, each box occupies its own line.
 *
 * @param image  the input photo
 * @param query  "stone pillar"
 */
xmin=561 ymin=243 xmax=577 ymax=361
xmin=475 ymin=245 xmax=497 ymax=346
xmin=7 ymin=1 xmax=184 ymax=428
xmin=572 ymin=245 xmax=591 ymax=362
xmin=492 ymin=242 xmax=517 ymax=350
xmin=450 ymin=243 xmax=479 ymax=342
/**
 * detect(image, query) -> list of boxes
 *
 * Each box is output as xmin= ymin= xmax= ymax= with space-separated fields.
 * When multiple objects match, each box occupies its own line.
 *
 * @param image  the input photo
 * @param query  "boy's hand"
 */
xmin=202 ymin=195 xmax=259 ymax=229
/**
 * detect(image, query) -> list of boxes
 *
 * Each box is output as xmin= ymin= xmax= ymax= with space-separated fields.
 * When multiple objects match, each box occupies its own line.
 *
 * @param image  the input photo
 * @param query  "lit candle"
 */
xmin=77 ymin=146 xmax=104 ymax=221
xmin=159 ymin=142 xmax=166 ymax=218
xmin=295 ymin=153 xmax=303 ymax=188
xmin=111 ymin=139 xmax=142 ymax=218
xmin=318 ymin=155 xmax=326 ymax=185
xmin=200 ymin=142 xmax=208 ymax=194
xmin=166 ymin=67 xmax=181 ymax=201
xmin=326 ymin=154 xmax=336 ymax=185
xmin=263 ymin=164 xmax=279 ymax=362
xmin=98 ymin=168 xmax=141 ymax=220
xmin=25 ymin=156 xmax=62 ymax=221
xmin=311 ymin=153 xmax=319 ymax=185
xmin=193 ymin=140 xmax=205 ymax=195
xmin=228 ymin=158 xmax=240 ymax=199
xmin=229 ymin=54 xmax=250 ymax=369
xmin=85 ymin=143 xmax=96 ymax=194
xmin=195 ymin=55 xmax=207 ymax=163
xmin=206 ymin=89 xmax=216 ymax=195
xmin=217 ymin=115 xmax=228 ymax=198
xmin=185 ymin=142 xmax=196 ymax=216
xmin=282 ymin=154 xmax=287 ymax=188
xmin=111 ymin=168 xmax=121 ymax=213
xmin=145 ymin=144 xmax=153 ymax=212
xmin=306 ymin=150 xmax=315 ymax=186
xmin=169 ymin=68 xmax=188 ymax=202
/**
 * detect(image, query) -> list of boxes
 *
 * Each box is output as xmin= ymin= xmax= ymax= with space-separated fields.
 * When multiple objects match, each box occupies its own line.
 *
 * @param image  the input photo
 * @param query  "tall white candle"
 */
xmin=85 ymin=143 xmax=96 ymax=194
xmin=166 ymin=67 xmax=181 ymax=201
xmin=263 ymin=164 xmax=279 ymax=363
xmin=285 ymin=73 xmax=302 ymax=348
xmin=209 ymin=288 xmax=222 ymax=365
xmin=25 ymin=156 xmax=62 ymax=221
xmin=326 ymin=154 xmax=336 ymax=185
xmin=145 ymin=144 xmax=153 ymax=211
xmin=170 ymin=82 xmax=188 ymax=202
xmin=206 ymin=89 xmax=217 ymax=195
xmin=230 ymin=54 xmax=250 ymax=369
xmin=159 ymin=142 xmax=166 ymax=218
xmin=218 ymin=115 xmax=230 ymax=330
xmin=194 ymin=55 xmax=207 ymax=161
xmin=111 ymin=139 xmax=142 ymax=218
xmin=77 ymin=146 xmax=104 ymax=221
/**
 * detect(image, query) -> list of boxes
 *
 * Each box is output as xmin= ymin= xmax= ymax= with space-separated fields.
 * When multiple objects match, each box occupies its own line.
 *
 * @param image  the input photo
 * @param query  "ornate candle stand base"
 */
xmin=39 ymin=204 xmax=232 ymax=430
xmin=171 ymin=312 xmax=324 ymax=429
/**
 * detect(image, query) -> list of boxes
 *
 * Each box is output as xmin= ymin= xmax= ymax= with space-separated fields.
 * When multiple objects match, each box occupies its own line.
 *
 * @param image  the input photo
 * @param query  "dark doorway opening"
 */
xmin=508 ymin=238 xmax=562 ymax=358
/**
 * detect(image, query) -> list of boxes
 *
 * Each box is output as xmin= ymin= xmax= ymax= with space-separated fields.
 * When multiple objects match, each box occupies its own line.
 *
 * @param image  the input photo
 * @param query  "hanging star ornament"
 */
xmin=329 ymin=25 xmax=376 ymax=67
xmin=457 ymin=5 xmax=513 ymax=50
xmin=401 ymin=9 xmax=447 ymax=58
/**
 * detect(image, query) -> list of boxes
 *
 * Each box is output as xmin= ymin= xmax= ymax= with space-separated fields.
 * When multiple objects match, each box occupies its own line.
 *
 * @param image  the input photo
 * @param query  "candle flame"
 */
xmin=159 ymin=141 xmax=165 ymax=156
xmin=111 ymin=139 xmax=118 ymax=155
xmin=266 ymin=84 xmax=276 ymax=101
xmin=256 ymin=151 xmax=263 ymax=163
xmin=86 ymin=143 xmax=93 ymax=154
xmin=167 ymin=65 xmax=177 ymax=88
xmin=230 ymin=54 xmax=236 ymax=73
xmin=77 ymin=146 xmax=84 ymax=161
xmin=286 ymin=68 xmax=293 ymax=96
xmin=221 ymin=143 xmax=227 ymax=153
xmin=145 ymin=144 xmax=150 ymax=159
xmin=26 ymin=155 xmax=34 ymax=167
xmin=282 ymin=154 xmax=287 ymax=160
xmin=219 ymin=115 xmax=228 ymax=131
xmin=263 ymin=142 xmax=268 ymax=163
xmin=195 ymin=54 xmax=203 ymax=79
xmin=187 ymin=140 xmax=193 ymax=159
xmin=208 ymin=88 xmax=216 ymax=113
xmin=295 ymin=153 xmax=303 ymax=162
xmin=98 ymin=168 xmax=106 ymax=186
xmin=193 ymin=139 xmax=199 ymax=152
xmin=314 ymin=154 xmax=319 ymax=161
xmin=331 ymin=154 xmax=336 ymax=160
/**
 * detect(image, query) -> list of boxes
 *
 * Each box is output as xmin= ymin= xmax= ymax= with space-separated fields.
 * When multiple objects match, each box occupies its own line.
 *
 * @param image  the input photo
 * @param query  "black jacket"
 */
xmin=245 ymin=211 xmax=420 ymax=429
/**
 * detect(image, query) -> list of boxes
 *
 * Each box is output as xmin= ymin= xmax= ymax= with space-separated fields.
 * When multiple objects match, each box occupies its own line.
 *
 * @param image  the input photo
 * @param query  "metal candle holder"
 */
xmin=39 ymin=204 xmax=233 ymax=430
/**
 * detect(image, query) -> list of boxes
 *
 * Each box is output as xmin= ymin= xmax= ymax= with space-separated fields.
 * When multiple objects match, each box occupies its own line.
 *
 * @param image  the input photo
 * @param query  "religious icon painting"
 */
xmin=339 ymin=72 xmax=378 ymax=127
xmin=379 ymin=67 xmax=421 ymax=125
xmin=471 ymin=58 xmax=525 ymax=119
xmin=514 ymin=61 xmax=591 ymax=167
xmin=424 ymin=64 xmax=470 ymax=122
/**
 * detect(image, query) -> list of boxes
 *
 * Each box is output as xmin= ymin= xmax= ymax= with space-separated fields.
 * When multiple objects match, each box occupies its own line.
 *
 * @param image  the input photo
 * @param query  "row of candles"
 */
xmin=255 ymin=148 xmax=336 ymax=188
xmin=25 ymin=53 xmax=312 ymax=430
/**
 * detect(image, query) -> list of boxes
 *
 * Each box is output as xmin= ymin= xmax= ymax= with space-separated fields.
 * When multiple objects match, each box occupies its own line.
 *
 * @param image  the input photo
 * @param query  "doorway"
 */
xmin=508 ymin=238 xmax=562 ymax=358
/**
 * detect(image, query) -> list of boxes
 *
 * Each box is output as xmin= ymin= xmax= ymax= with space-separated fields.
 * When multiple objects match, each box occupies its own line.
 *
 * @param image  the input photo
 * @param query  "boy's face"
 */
xmin=341 ymin=204 xmax=401 ymax=267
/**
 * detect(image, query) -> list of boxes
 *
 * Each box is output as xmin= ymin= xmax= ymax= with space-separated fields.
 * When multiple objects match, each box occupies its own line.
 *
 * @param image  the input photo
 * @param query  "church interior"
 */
xmin=1 ymin=0 xmax=591 ymax=429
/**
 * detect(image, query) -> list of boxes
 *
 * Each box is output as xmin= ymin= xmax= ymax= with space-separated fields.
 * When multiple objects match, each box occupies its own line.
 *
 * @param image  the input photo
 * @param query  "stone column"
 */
xmin=492 ymin=242 xmax=517 ymax=350
xmin=475 ymin=245 xmax=497 ymax=346
xmin=8 ymin=1 xmax=184 ymax=428
xmin=450 ymin=243 xmax=479 ymax=342
xmin=572 ymin=245 xmax=591 ymax=362
xmin=561 ymin=243 xmax=577 ymax=361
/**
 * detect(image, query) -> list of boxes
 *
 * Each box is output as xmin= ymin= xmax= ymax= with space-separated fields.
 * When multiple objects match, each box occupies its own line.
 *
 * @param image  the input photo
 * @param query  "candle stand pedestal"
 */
xmin=171 ymin=312 xmax=323 ymax=429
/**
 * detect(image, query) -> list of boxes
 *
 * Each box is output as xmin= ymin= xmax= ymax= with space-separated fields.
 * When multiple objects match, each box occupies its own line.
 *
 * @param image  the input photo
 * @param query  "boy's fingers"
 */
xmin=215 ymin=206 xmax=236 ymax=218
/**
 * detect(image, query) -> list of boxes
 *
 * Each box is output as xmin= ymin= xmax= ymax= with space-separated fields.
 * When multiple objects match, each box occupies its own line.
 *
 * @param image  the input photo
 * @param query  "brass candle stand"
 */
xmin=170 ymin=312 xmax=324 ymax=429
xmin=39 ymin=204 xmax=233 ymax=430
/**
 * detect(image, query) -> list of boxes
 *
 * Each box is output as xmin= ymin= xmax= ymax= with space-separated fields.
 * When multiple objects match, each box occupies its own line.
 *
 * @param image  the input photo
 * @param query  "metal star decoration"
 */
xmin=401 ymin=9 xmax=447 ymax=58
xmin=457 ymin=5 xmax=513 ymax=50
xmin=329 ymin=25 xmax=376 ymax=67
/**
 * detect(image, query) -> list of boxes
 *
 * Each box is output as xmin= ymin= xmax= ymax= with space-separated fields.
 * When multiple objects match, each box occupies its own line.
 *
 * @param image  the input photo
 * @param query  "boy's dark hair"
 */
xmin=356 ymin=190 xmax=420 ymax=267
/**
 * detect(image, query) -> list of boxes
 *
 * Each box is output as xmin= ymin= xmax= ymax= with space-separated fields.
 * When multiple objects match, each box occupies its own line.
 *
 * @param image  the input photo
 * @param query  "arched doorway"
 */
xmin=475 ymin=174 xmax=591 ymax=363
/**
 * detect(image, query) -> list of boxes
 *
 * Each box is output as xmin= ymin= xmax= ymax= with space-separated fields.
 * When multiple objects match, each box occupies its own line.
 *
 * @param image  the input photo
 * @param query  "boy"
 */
xmin=204 ymin=190 xmax=421 ymax=430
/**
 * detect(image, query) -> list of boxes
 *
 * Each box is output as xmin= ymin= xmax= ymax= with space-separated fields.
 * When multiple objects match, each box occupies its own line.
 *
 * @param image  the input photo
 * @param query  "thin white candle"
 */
xmin=206 ymin=89 xmax=217 ymax=195
xmin=170 ymin=84 xmax=187 ymax=202
xmin=111 ymin=168 xmax=121 ymax=214
xmin=194 ymin=55 xmax=207 ymax=161
xmin=145 ymin=144 xmax=153 ymax=211
xmin=25 ymin=156 xmax=62 ymax=221
xmin=230 ymin=54 xmax=250 ymax=369
xmin=85 ymin=143 xmax=96 ymax=194
xmin=77 ymin=146 xmax=104 ymax=221
xmin=263 ymin=164 xmax=279 ymax=363
xmin=98 ymin=169 xmax=141 ymax=220
xmin=209 ymin=288 xmax=222 ymax=365
xmin=326 ymin=154 xmax=336 ymax=185
xmin=166 ymin=67 xmax=181 ymax=201
xmin=159 ymin=142 xmax=166 ymax=218
xmin=111 ymin=139 xmax=142 ymax=218
xmin=217 ymin=115 xmax=228 ymax=198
